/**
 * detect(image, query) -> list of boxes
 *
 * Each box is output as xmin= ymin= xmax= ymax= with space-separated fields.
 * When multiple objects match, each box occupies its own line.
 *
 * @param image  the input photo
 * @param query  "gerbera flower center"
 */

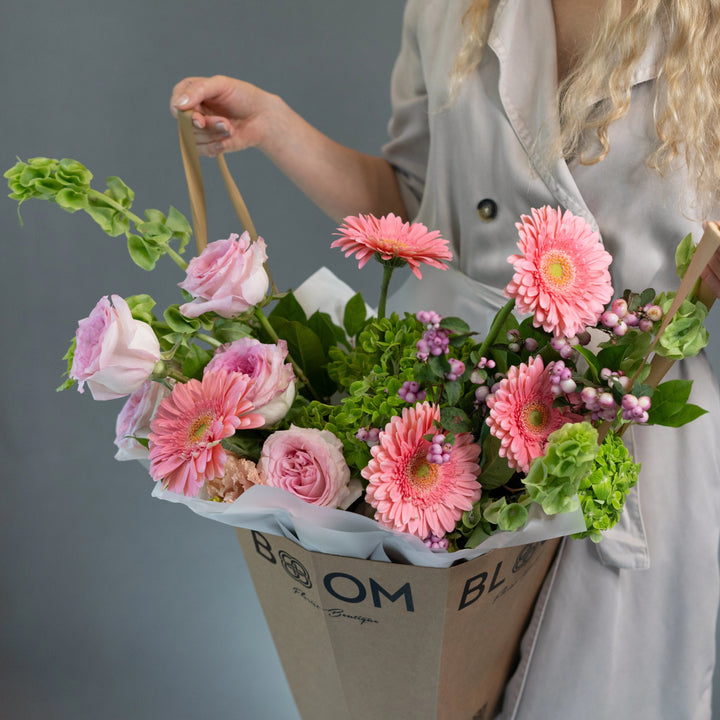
xmin=540 ymin=250 xmax=575 ymax=289
xmin=406 ymin=452 xmax=440 ymax=491
xmin=187 ymin=412 xmax=212 ymax=443
xmin=522 ymin=401 xmax=550 ymax=434
xmin=374 ymin=235 xmax=409 ymax=254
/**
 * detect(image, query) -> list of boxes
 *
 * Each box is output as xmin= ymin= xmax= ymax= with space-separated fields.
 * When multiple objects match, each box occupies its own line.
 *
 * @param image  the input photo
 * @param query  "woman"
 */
xmin=170 ymin=1 xmax=720 ymax=717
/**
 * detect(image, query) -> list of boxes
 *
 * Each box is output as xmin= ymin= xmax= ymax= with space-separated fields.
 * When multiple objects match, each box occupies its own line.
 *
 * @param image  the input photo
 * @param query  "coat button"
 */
xmin=477 ymin=198 xmax=498 ymax=221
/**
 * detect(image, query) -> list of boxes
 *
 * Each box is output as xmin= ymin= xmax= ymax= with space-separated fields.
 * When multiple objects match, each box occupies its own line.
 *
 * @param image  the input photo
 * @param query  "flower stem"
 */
xmin=165 ymin=245 xmax=188 ymax=271
xmin=86 ymin=189 xmax=188 ymax=271
xmin=166 ymin=368 xmax=190 ymax=384
xmin=87 ymin=188 xmax=144 ymax=225
xmin=253 ymin=306 xmax=321 ymax=401
xmin=196 ymin=333 xmax=222 ymax=348
xmin=378 ymin=264 xmax=395 ymax=320
xmin=477 ymin=299 xmax=516 ymax=358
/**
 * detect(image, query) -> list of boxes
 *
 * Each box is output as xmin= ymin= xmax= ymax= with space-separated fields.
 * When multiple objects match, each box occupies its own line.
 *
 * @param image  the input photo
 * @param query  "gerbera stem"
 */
xmin=253 ymin=306 xmax=321 ymax=402
xmin=477 ymin=299 xmax=516 ymax=358
xmin=377 ymin=264 xmax=395 ymax=320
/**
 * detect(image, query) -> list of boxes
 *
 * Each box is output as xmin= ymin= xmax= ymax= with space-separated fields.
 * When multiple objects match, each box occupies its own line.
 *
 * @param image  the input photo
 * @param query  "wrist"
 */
xmin=255 ymin=91 xmax=290 ymax=157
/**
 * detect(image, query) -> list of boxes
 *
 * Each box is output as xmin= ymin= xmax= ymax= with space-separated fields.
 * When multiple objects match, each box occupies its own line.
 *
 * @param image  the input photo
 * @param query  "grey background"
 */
xmin=1 ymin=2 xmax=718 ymax=719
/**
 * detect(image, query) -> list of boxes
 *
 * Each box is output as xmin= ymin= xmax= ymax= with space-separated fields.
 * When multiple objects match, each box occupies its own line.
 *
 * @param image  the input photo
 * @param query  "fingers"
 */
xmin=170 ymin=75 xmax=236 ymax=117
xmin=192 ymin=114 xmax=233 ymax=156
xmin=701 ymin=247 xmax=720 ymax=299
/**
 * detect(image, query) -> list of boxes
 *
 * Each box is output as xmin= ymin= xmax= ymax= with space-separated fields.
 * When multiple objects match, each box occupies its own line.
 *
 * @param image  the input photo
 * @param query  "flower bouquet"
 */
xmin=6 ymin=114 xmax=718 ymax=719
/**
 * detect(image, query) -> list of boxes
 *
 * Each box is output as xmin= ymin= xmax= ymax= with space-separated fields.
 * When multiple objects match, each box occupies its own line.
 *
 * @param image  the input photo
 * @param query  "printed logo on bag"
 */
xmin=279 ymin=550 xmax=312 ymax=588
xmin=512 ymin=542 xmax=541 ymax=573
xmin=251 ymin=531 xmax=415 ymax=614
xmin=457 ymin=541 xmax=548 ymax=611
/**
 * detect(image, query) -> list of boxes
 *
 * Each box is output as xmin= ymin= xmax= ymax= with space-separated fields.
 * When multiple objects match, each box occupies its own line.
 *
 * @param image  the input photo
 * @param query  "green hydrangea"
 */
xmin=654 ymin=291 xmax=709 ymax=360
xmin=573 ymin=431 xmax=641 ymax=543
xmin=523 ymin=421 xmax=599 ymax=515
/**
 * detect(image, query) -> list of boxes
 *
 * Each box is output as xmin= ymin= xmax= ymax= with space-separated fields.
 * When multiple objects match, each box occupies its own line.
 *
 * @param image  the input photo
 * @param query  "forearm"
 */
xmin=259 ymin=94 xmax=408 ymax=222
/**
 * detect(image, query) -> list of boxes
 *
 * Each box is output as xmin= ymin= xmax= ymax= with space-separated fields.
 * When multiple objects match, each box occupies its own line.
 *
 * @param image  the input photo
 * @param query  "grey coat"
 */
xmin=384 ymin=1 xmax=720 ymax=718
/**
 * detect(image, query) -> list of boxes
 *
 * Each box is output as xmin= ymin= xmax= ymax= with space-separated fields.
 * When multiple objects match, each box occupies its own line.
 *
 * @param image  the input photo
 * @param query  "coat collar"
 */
xmin=486 ymin=0 xmax=662 ymax=229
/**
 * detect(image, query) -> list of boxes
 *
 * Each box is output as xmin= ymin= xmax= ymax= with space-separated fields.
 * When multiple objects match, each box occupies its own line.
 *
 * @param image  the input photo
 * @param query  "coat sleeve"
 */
xmin=382 ymin=0 xmax=430 ymax=219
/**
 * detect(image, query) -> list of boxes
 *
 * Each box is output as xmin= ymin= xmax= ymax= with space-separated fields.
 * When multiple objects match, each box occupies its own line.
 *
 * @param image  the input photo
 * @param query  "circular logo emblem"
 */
xmin=279 ymin=550 xmax=312 ymax=588
xmin=512 ymin=542 xmax=541 ymax=574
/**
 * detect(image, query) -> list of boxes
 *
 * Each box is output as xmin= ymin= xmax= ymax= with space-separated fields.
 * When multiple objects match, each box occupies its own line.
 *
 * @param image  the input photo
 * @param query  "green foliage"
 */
xmin=675 ymin=233 xmax=695 ymax=279
xmin=523 ymin=422 xmax=599 ymax=515
xmin=343 ymin=292 xmax=367 ymax=338
xmin=572 ymin=432 xmax=641 ymax=542
xmin=56 ymin=337 xmax=77 ymax=392
xmin=6 ymin=157 xmax=192 ymax=271
xmin=654 ymin=292 xmax=709 ymax=360
xmin=647 ymin=379 xmax=707 ymax=427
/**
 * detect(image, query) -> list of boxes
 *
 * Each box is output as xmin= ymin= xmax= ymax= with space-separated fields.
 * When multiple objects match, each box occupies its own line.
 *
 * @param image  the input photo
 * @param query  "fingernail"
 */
xmin=193 ymin=118 xmax=202 ymax=129
xmin=176 ymin=94 xmax=189 ymax=107
xmin=216 ymin=122 xmax=228 ymax=133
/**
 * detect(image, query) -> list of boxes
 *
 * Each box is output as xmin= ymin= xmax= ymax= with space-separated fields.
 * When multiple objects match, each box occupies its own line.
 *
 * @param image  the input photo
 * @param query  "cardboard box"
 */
xmin=236 ymin=528 xmax=559 ymax=720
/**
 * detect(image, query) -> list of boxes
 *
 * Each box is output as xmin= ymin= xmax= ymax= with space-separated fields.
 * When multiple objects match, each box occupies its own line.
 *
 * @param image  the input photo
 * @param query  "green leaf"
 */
xmin=343 ymin=292 xmax=367 ymax=337
xmin=479 ymin=434 xmax=516 ymax=489
xmin=165 ymin=205 xmax=192 ymax=253
xmin=144 ymin=208 xmax=166 ymax=224
xmin=212 ymin=318 xmax=254 ymax=344
xmin=639 ymin=288 xmax=656 ymax=306
xmin=57 ymin=336 xmax=77 ymax=392
xmin=443 ymin=379 xmax=462 ymax=406
xmin=127 ymin=234 xmax=160 ymax=271
xmin=465 ymin=524 xmax=491 ymax=549
xmin=272 ymin=317 xmax=335 ymax=397
xmin=136 ymin=220 xmax=173 ymax=247
xmin=164 ymin=304 xmax=201 ymax=334
xmin=55 ymin=188 xmax=88 ymax=213
xmin=498 ymin=503 xmax=529 ymax=531
xmin=181 ymin=343 xmax=213 ymax=379
xmin=269 ymin=291 xmax=307 ymax=324
xmin=105 ymin=176 xmax=134 ymax=208
xmin=126 ymin=293 xmax=157 ymax=324
xmin=439 ymin=316 xmax=470 ymax=334
xmin=440 ymin=406 xmax=471 ymax=433
xmin=308 ymin=310 xmax=346 ymax=355
xmin=675 ymin=233 xmax=695 ymax=279
xmin=221 ymin=433 xmax=264 ymax=463
xmin=86 ymin=202 xmax=129 ymax=236
xmin=650 ymin=378 xmax=693 ymax=406
xmin=428 ymin=353 xmax=451 ymax=378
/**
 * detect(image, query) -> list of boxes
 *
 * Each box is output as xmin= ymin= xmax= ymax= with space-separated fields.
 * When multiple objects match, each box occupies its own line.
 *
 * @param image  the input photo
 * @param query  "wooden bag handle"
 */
xmin=177 ymin=110 xmax=258 ymax=255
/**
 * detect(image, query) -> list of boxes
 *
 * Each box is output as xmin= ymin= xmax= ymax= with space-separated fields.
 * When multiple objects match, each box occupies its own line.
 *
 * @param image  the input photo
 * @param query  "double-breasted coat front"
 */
xmin=384 ymin=1 xmax=720 ymax=718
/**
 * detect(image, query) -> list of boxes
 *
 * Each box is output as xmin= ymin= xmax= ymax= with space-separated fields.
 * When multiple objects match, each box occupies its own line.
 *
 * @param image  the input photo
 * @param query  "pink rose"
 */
xmin=114 ymin=380 xmax=172 ymax=461
xmin=205 ymin=338 xmax=295 ymax=426
xmin=258 ymin=426 xmax=352 ymax=508
xmin=178 ymin=232 xmax=269 ymax=318
xmin=70 ymin=294 xmax=161 ymax=400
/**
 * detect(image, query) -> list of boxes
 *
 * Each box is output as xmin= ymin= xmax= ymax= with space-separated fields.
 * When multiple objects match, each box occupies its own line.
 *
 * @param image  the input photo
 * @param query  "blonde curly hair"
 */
xmin=450 ymin=0 xmax=720 ymax=214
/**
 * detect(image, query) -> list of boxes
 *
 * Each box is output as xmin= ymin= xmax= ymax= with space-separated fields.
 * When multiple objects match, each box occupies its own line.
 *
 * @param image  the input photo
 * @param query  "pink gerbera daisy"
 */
xmin=486 ymin=356 xmax=576 ymax=473
xmin=148 ymin=370 xmax=264 ymax=497
xmin=504 ymin=206 xmax=613 ymax=338
xmin=362 ymin=402 xmax=481 ymax=539
xmin=332 ymin=213 xmax=453 ymax=278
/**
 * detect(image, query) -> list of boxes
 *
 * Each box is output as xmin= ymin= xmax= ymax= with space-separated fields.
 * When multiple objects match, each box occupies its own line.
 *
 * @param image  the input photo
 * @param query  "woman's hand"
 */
xmin=169 ymin=74 xmax=406 ymax=221
xmin=170 ymin=75 xmax=278 ymax=156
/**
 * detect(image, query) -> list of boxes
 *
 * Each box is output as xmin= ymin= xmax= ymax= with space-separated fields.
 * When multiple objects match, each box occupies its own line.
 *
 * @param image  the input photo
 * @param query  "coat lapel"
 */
xmin=487 ymin=0 xmax=662 ymax=234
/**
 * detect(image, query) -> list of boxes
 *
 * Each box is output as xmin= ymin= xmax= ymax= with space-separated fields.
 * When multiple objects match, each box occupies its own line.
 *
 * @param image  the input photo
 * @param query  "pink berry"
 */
xmin=611 ymin=299 xmax=628 ymax=317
